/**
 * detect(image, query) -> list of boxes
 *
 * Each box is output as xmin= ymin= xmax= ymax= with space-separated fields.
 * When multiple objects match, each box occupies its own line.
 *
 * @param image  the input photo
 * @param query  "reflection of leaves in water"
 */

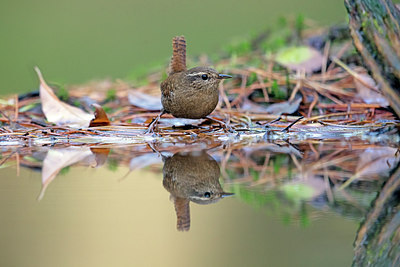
xmin=40 ymin=147 xmax=94 ymax=200
xmin=59 ymin=166 xmax=70 ymax=175
xmin=107 ymin=158 xmax=119 ymax=172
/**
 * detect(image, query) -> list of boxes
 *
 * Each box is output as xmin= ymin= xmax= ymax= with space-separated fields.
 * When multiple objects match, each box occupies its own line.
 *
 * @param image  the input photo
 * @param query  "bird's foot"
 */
xmin=206 ymin=116 xmax=236 ymax=133
xmin=281 ymin=116 xmax=304 ymax=132
xmin=145 ymin=110 xmax=166 ymax=134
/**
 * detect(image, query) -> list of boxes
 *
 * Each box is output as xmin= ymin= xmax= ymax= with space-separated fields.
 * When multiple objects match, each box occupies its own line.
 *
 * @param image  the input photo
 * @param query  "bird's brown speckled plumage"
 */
xmin=145 ymin=36 xmax=231 ymax=133
xmin=161 ymin=66 xmax=221 ymax=118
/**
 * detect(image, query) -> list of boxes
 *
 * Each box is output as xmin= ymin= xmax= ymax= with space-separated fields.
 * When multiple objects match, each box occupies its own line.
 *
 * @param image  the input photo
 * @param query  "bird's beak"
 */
xmin=218 ymin=74 xmax=232 ymax=79
xmin=221 ymin=192 xmax=234 ymax=198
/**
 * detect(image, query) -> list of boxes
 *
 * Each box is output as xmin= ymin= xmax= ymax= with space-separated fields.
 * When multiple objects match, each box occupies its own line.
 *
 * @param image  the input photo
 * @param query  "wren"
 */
xmin=162 ymin=150 xmax=233 ymax=231
xmin=146 ymin=36 xmax=232 ymax=133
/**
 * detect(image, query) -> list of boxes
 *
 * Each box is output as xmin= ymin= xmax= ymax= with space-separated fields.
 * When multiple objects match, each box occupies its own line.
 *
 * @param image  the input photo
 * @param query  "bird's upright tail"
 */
xmin=169 ymin=35 xmax=187 ymax=75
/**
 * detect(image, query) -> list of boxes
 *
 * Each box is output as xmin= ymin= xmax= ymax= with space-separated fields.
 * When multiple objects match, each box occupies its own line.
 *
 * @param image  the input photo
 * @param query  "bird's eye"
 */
xmin=204 ymin=192 xmax=211 ymax=198
xmin=201 ymin=74 xmax=208 ymax=80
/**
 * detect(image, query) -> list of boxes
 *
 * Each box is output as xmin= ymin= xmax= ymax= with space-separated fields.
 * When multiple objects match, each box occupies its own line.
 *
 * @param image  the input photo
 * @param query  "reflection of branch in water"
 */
xmin=162 ymin=151 xmax=233 ymax=231
xmin=353 ymin=164 xmax=400 ymax=266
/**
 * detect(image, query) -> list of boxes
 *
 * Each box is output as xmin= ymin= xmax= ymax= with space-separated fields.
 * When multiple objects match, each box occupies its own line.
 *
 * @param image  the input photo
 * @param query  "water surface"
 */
xmin=0 ymin=138 xmax=398 ymax=267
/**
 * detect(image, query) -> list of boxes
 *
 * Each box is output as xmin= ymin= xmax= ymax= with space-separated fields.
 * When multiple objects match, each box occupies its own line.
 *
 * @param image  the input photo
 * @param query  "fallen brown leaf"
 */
xmin=89 ymin=103 xmax=111 ymax=127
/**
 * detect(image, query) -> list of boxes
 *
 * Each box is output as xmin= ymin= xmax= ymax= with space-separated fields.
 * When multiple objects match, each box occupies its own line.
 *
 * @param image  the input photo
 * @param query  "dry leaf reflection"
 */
xmin=39 ymin=147 xmax=96 ymax=200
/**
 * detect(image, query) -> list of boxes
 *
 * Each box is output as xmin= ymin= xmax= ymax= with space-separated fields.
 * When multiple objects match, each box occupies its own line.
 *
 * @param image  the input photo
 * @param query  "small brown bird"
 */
xmin=162 ymin=150 xmax=233 ymax=231
xmin=146 ymin=36 xmax=232 ymax=133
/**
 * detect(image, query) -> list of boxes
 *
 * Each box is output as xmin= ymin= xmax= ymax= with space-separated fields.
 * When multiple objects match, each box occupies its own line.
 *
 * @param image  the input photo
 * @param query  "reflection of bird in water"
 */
xmin=162 ymin=150 xmax=233 ymax=231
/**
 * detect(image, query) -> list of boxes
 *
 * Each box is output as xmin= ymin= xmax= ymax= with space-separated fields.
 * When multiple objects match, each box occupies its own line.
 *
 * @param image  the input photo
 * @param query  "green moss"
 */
xmin=372 ymin=18 xmax=384 ymax=35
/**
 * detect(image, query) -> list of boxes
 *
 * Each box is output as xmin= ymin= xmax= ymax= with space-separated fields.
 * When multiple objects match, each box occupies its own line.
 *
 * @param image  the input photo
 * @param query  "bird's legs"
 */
xmin=281 ymin=116 xmax=304 ymax=132
xmin=206 ymin=116 xmax=235 ymax=133
xmin=146 ymin=110 xmax=166 ymax=134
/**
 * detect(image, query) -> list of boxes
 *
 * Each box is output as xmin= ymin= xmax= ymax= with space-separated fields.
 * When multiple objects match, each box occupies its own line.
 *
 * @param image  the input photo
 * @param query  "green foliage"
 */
xmin=247 ymin=72 xmax=258 ymax=86
xmin=161 ymin=70 xmax=168 ymax=81
xmin=276 ymin=46 xmax=313 ymax=65
xmin=270 ymin=80 xmax=287 ymax=99
xmin=126 ymin=60 xmax=164 ymax=84
xmin=73 ymin=100 xmax=81 ymax=108
xmin=56 ymin=85 xmax=69 ymax=101
xmin=295 ymin=14 xmax=305 ymax=36
xmin=102 ymin=106 xmax=112 ymax=114
xmin=106 ymin=89 xmax=117 ymax=102
xmin=19 ymin=103 xmax=39 ymax=112
xmin=225 ymin=38 xmax=252 ymax=56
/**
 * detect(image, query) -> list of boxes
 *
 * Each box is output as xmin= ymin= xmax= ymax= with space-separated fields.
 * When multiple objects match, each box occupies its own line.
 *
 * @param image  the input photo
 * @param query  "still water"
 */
xmin=0 ymin=139 xmax=398 ymax=267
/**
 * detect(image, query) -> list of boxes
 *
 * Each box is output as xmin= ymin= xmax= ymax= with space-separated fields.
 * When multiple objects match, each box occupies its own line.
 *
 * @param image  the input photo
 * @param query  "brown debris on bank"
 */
xmin=0 ymin=21 xmax=399 ymax=147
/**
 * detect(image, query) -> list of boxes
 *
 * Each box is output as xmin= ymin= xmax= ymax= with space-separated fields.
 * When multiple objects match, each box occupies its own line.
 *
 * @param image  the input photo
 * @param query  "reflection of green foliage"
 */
xmin=231 ymin=183 xmax=281 ymax=209
xmin=250 ymin=168 xmax=259 ymax=181
xmin=107 ymin=158 xmax=119 ymax=171
xmin=272 ymin=154 xmax=287 ymax=174
xmin=225 ymin=168 xmax=237 ymax=179
xmin=59 ymin=166 xmax=70 ymax=175
xmin=106 ymin=89 xmax=117 ymax=102
xmin=300 ymin=204 xmax=310 ymax=227
xmin=230 ymin=183 xmax=312 ymax=227
xmin=282 ymin=184 xmax=314 ymax=200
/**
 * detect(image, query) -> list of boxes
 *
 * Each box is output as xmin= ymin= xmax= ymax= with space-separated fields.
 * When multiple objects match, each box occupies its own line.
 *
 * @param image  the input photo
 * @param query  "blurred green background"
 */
xmin=0 ymin=0 xmax=345 ymax=94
